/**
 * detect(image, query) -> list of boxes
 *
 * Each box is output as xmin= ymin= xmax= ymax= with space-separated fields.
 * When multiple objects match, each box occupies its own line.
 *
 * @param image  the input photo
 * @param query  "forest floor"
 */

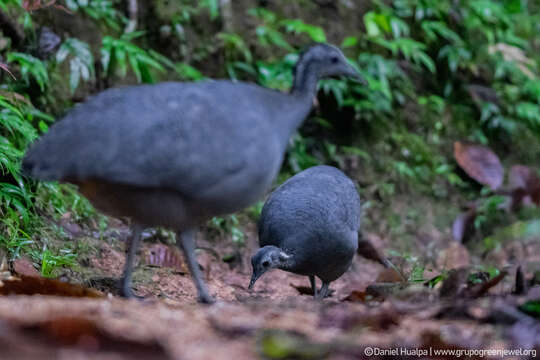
xmin=0 ymin=211 xmax=539 ymax=359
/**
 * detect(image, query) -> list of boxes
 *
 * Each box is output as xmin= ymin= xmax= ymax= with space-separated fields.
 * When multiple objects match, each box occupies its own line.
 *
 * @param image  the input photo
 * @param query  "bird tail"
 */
xmin=20 ymin=142 xmax=58 ymax=181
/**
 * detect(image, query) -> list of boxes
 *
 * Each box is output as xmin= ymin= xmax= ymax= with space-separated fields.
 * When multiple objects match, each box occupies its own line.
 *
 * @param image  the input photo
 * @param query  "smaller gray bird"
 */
xmin=249 ymin=165 xmax=361 ymax=299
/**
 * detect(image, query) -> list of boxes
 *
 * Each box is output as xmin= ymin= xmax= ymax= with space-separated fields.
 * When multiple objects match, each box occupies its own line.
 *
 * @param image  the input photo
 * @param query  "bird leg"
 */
xmin=309 ymin=275 xmax=317 ymax=297
xmin=120 ymin=224 xmax=143 ymax=299
xmin=177 ymin=229 xmax=215 ymax=304
xmin=315 ymin=282 xmax=330 ymax=300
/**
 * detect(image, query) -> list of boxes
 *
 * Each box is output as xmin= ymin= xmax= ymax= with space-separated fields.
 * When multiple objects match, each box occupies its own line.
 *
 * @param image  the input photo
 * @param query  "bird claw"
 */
xmin=197 ymin=293 xmax=215 ymax=304
xmin=119 ymin=285 xmax=145 ymax=300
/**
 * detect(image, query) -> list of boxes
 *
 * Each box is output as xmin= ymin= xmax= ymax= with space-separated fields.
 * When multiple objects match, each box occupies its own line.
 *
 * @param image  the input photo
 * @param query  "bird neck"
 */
xmin=291 ymin=62 xmax=319 ymax=101
xmin=277 ymin=251 xmax=296 ymax=272
xmin=275 ymin=65 xmax=318 ymax=142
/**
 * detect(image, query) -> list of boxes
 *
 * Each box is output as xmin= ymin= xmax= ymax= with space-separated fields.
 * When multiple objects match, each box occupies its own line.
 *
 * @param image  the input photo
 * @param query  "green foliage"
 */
xmin=0 ymin=95 xmax=50 ymax=223
xmin=0 ymin=77 xmax=91 ymax=270
xmin=209 ymin=215 xmax=245 ymax=245
xmin=36 ymin=183 xmax=96 ymax=222
xmin=174 ymin=63 xmax=204 ymax=81
xmin=280 ymin=19 xmax=326 ymax=42
xmin=199 ymin=0 xmax=219 ymax=20
xmin=0 ymin=209 xmax=34 ymax=259
xmin=7 ymin=53 xmax=49 ymax=91
xmin=249 ymin=8 xmax=294 ymax=52
xmin=217 ymin=32 xmax=254 ymax=80
xmin=66 ymin=0 xmax=124 ymax=30
xmin=38 ymin=247 xmax=77 ymax=278
xmin=474 ymin=194 xmax=506 ymax=230
xmin=101 ymin=32 xmax=166 ymax=83
xmin=287 ymin=134 xmax=320 ymax=173
xmin=519 ymin=300 xmax=540 ymax=318
xmin=56 ymin=38 xmax=95 ymax=93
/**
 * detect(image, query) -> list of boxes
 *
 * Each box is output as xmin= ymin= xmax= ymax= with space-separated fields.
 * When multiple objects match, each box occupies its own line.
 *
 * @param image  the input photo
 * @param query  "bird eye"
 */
xmin=262 ymin=261 xmax=270 ymax=268
xmin=330 ymin=56 xmax=339 ymax=64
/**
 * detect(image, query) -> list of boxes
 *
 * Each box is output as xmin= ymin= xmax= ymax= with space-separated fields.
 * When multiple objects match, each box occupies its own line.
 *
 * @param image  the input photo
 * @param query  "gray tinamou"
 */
xmin=249 ymin=165 xmax=361 ymax=299
xmin=22 ymin=43 xmax=360 ymax=303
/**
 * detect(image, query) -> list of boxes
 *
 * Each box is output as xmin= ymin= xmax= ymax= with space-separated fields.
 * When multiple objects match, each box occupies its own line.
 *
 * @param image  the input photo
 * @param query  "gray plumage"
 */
xmin=22 ymin=43 xmax=360 ymax=303
xmin=249 ymin=165 xmax=361 ymax=299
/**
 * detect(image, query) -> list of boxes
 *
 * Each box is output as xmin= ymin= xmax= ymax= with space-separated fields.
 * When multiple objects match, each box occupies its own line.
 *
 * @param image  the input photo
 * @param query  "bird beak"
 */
xmin=345 ymin=64 xmax=366 ymax=85
xmin=248 ymin=272 xmax=261 ymax=290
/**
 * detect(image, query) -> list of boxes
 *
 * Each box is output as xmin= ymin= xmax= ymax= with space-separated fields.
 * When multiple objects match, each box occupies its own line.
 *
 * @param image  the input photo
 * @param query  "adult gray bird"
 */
xmin=22 ymin=43 xmax=360 ymax=303
xmin=249 ymin=165 xmax=361 ymax=299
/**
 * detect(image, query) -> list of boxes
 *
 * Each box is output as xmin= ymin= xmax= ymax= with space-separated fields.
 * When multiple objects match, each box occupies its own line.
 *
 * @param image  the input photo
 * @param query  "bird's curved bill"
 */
xmin=248 ymin=272 xmax=261 ymax=290
xmin=344 ymin=64 xmax=366 ymax=85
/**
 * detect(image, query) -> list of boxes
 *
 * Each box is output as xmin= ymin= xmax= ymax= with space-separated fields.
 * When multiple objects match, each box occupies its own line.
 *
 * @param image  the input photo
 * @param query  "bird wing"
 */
xmin=23 ymin=81 xmax=272 ymax=197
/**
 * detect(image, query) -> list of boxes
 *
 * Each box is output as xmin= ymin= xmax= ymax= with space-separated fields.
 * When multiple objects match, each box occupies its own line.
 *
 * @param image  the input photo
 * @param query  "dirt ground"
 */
xmin=0 ymin=219 xmax=539 ymax=360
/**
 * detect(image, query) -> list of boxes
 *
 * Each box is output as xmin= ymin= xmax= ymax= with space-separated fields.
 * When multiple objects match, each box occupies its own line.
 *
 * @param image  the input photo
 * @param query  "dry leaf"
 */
xmin=452 ymin=208 xmax=477 ymax=242
xmin=454 ymin=141 xmax=504 ymax=190
xmin=357 ymin=238 xmax=385 ymax=264
xmin=440 ymin=268 xmax=469 ymax=298
xmin=376 ymin=268 xmax=405 ymax=283
xmin=144 ymin=244 xmax=186 ymax=273
xmin=467 ymin=271 xmax=507 ymax=298
xmin=341 ymin=290 xmax=367 ymax=302
xmin=437 ymin=242 xmax=470 ymax=270
xmin=12 ymin=257 xmax=40 ymax=277
xmin=509 ymin=165 xmax=540 ymax=206
xmin=0 ymin=275 xmax=103 ymax=297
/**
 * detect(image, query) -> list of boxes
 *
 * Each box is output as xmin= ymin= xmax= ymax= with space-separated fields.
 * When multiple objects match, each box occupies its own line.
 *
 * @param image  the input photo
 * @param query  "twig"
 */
xmin=124 ymin=0 xmax=137 ymax=34
xmin=0 ymin=62 xmax=16 ymax=79
xmin=514 ymin=266 xmax=526 ymax=295
xmin=219 ymin=0 xmax=234 ymax=32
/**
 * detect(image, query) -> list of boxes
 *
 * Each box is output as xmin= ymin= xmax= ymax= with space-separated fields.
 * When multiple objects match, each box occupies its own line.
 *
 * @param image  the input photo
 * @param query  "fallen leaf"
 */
xmin=452 ymin=208 xmax=477 ymax=242
xmin=341 ymin=290 xmax=367 ymax=302
xmin=420 ymin=331 xmax=481 ymax=359
xmin=454 ymin=141 xmax=504 ymax=190
xmin=376 ymin=268 xmax=405 ymax=283
xmin=436 ymin=242 xmax=470 ymax=270
xmin=144 ymin=244 xmax=186 ymax=273
xmin=357 ymin=238 xmax=386 ymax=265
xmin=440 ymin=268 xmax=469 ymax=298
xmin=12 ymin=257 xmax=40 ymax=277
xmin=467 ymin=271 xmax=507 ymax=298
xmin=508 ymin=165 xmax=540 ymax=206
xmin=0 ymin=274 xmax=103 ymax=297
xmin=13 ymin=316 xmax=171 ymax=359
xmin=365 ymin=282 xmax=406 ymax=299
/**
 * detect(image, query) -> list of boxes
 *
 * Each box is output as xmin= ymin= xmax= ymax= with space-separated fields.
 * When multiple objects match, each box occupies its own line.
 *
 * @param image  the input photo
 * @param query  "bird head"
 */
xmin=248 ymin=245 xmax=291 ymax=290
xmin=295 ymin=43 xmax=363 ymax=82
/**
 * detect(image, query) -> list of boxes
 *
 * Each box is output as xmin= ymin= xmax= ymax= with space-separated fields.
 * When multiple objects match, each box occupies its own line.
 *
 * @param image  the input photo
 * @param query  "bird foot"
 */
xmin=197 ymin=292 xmax=215 ymax=304
xmin=119 ymin=284 xmax=145 ymax=300
xmin=314 ymin=284 xmax=332 ymax=300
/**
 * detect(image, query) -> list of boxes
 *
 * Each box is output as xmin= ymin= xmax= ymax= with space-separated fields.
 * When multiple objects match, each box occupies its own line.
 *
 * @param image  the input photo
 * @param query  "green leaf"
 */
xmin=341 ymin=36 xmax=358 ymax=48
xmin=281 ymin=19 xmax=326 ymax=42
xmin=519 ymin=300 xmax=540 ymax=317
